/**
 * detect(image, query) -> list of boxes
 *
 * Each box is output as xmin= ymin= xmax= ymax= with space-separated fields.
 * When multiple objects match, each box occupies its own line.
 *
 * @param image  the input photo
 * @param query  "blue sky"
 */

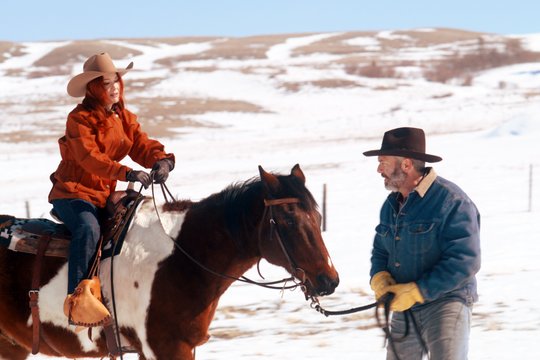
xmin=2 ymin=0 xmax=539 ymax=42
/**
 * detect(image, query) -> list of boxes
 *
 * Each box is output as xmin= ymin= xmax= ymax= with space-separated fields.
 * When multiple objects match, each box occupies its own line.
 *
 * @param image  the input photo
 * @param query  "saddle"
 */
xmin=1 ymin=189 xmax=145 ymax=356
xmin=0 ymin=189 xmax=143 ymax=258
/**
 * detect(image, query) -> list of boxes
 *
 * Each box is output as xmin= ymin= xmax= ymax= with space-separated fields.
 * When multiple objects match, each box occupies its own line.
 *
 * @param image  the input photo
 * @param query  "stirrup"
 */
xmin=64 ymin=278 xmax=111 ymax=328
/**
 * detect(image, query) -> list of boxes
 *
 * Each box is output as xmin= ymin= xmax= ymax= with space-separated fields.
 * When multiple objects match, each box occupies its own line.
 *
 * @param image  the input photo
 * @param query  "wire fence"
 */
xmin=8 ymin=164 xmax=539 ymax=225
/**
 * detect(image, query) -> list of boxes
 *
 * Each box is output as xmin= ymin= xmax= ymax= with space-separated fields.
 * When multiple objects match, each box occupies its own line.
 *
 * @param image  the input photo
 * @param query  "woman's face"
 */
xmin=102 ymin=73 xmax=120 ymax=109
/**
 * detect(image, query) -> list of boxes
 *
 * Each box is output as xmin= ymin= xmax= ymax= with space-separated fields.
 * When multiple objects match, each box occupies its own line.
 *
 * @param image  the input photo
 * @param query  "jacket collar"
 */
xmin=415 ymin=167 xmax=437 ymax=198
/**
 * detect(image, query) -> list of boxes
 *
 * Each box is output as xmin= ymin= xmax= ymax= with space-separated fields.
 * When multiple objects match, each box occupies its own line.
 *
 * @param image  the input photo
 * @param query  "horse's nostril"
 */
xmin=317 ymin=274 xmax=339 ymax=295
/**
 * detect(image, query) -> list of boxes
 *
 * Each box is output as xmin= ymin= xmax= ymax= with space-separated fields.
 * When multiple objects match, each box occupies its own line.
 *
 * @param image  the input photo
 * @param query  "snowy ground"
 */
xmin=1 ymin=30 xmax=539 ymax=359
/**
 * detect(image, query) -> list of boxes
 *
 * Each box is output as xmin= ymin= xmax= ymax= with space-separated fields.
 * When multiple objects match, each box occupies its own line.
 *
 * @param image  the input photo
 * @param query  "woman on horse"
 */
xmin=48 ymin=52 xmax=175 ymax=326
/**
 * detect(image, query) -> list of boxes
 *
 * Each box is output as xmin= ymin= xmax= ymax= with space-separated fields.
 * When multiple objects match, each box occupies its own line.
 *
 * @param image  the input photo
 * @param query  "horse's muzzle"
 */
xmin=315 ymin=273 xmax=339 ymax=296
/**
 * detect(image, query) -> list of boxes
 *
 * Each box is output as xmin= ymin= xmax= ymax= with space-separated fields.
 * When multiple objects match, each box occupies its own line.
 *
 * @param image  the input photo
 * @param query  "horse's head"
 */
xmin=257 ymin=164 xmax=339 ymax=297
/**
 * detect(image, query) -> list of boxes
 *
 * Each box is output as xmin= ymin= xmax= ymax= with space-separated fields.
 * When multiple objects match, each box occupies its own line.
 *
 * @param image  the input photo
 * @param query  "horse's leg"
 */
xmin=150 ymin=340 xmax=194 ymax=360
xmin=0 ymin=334 xmax=30 ymax=360
xmin=175 ymin=341 xmax=195 ymax=360
xmin=0 ymin=250 xmax=29 ymax=360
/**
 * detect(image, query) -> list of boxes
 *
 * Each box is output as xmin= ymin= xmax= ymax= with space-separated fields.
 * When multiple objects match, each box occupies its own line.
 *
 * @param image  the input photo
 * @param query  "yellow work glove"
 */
xmin=370 ymin=271 xmax=396 ymax=300
xmin=386 ymin=282 xmax=424 ymax=312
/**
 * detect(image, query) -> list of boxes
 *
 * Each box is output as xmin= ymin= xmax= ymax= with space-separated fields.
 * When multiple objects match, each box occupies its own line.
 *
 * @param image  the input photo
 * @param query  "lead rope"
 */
xmin=312 ymin=293 xmax=429 ymax=360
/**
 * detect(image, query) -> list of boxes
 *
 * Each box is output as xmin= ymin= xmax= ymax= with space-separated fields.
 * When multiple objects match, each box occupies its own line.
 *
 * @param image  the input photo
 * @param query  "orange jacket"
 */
xmin=48 ymin=104 xmax=174 ymax=208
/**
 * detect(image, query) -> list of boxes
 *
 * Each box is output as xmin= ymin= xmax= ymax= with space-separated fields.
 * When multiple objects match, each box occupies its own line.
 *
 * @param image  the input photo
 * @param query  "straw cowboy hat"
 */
xmin=67 ymin=53 xmax=133 ymax=97
xmin=363 ymin=127 xmax=442 ymax=162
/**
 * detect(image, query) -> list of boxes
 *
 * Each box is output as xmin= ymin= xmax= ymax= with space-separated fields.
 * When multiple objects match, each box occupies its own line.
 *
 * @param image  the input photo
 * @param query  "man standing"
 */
xmin=364 ymin=127 xmax=481 ymax=360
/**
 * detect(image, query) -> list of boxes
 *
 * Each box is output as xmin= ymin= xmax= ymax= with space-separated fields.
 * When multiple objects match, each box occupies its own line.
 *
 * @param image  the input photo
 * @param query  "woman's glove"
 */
xmin=151 ymin=158 xmax=174 ymax=183
xmin=126 ymin=170 xmax=152 ymax=189
xmin=370 ymin=271 xmax=396 ymax=300
xmin=386 ymin=282 xmax=424 ymax=312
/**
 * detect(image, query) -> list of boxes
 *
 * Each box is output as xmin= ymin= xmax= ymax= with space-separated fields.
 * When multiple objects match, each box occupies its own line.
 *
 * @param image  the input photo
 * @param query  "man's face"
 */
xmin=377 ymin=156 xmax=406 ymax=191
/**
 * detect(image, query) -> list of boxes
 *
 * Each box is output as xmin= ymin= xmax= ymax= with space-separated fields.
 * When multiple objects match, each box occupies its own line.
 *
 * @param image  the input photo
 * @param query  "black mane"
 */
xmin=201 ymin=173 xmax=317 ymax=212
xmin=188 ymin=173 xmax=318 ymax=251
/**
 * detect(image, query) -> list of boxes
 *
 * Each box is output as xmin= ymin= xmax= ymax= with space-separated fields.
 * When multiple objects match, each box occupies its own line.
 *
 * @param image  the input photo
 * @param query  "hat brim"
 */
xmin=67 ymin=62 xmax=133 ymax=97
xmin=363 ymin=149 xmax=442 ymax=162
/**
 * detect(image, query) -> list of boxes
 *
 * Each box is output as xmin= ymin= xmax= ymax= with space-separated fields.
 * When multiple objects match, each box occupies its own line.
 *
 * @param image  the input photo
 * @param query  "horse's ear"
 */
xmin=259 ymin=165 xmax=280 ymax=193
xmin=291 ymin=164 xmax=305 ymax=184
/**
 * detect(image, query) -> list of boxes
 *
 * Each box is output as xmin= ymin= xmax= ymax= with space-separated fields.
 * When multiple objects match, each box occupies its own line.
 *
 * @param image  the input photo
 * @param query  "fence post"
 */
xmin=529 ymin=164 xmax=533 ymax=212
xmin=322 ymin=183 xmax=327 ymax=232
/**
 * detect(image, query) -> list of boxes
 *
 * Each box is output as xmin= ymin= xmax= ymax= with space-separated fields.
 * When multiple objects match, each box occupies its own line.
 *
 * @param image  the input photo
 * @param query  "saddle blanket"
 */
xmin=0 ymin=215 xmax=70 ymax=257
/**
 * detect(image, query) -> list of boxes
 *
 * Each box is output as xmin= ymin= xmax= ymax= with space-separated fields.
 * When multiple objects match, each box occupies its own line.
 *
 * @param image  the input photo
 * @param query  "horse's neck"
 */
xmin=178 ymin=200 xmax=262 ymax=292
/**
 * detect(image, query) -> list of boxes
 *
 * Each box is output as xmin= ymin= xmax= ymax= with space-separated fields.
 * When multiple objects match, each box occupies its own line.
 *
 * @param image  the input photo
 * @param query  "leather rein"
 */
xmin=151 ymin=183 xmax=309 ymax=292
xmin=149 ymin=183 xmax=427 ymax=360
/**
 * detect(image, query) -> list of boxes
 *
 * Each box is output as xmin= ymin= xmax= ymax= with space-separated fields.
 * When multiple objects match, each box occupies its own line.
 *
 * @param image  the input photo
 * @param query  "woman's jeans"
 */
xmin=52 ymin=199 xmax=102 ymax=294
xmin=386 ymin=299 xmax=472 ymax=360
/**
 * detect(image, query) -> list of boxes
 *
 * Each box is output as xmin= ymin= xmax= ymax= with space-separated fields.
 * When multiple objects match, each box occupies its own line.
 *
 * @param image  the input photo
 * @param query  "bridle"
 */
xmin=262 ymin=198 xmax=302 ymax=278
xmin=151 ymin=183 xmax=312 ymax=293
xmin=107 ymin=184 xmax=310 ymax=360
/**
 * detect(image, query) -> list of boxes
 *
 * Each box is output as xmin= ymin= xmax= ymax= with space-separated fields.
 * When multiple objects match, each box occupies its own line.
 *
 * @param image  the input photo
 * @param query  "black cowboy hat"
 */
xmin=363 ymin=127 xmax=442 ymax=162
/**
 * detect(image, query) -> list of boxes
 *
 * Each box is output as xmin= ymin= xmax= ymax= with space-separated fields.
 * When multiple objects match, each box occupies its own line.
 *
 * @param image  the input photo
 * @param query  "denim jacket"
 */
xmin=370 ymin=168 xmax=481 ymax=307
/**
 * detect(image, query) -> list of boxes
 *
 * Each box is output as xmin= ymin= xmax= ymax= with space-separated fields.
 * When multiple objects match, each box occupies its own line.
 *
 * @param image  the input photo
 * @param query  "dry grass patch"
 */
xmin=430 ymin=92 xmax=453 ymax=99
xmin=206 ymin=33 xmax=301 ymax=59
xmin=294 ymin=31 xmax=379 ymax=56
xmin=0 ymin=131 xmax=59 ymax=143
xmin=310 ymin=79 xmax=358 ymax=88
xmin=523 ymin=91 xmax=540 ymax=99
xmin=280 ymin=78 xmax=361 ymax=92
xmin=131 ymin=96 xmax=267 ymax=138
xmin=424 ymin=38 xmax=540 ymax=84
xmin=157 ymin=34 xmax=295 ymax=64
xmin=126 ymin=77 xmax=166 ymax=92
xmin=0 ymin=42 xmax=25 ymax=63
xmin=0 ymin=97 xmax=74 ymax=143
xmin=210 ymin=327 xmax=258 ymax=340
xmin=389 ymin=28 xmax=486 ymax=47
xmin=181 ymin=66 xmax=220 ymax=73
xmin=132 ymin=96 xmax=266 ymax=115
xmin=345 ymin=60 xmax=399 ymax=78
xmin=373 ymin=85 xmax=398 ymax=91
xmin=34 ymin=41 xmax=143 ymax=68
xmin=296 ymin=28 xmax=488 ymax=58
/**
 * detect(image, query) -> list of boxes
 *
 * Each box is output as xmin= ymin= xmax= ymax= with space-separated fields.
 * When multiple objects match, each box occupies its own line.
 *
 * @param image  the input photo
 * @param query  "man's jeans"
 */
xmin=52 ymin=199 xmax=102 ymax=294
xmin=387 ymin=299 xmax=472 ymax=360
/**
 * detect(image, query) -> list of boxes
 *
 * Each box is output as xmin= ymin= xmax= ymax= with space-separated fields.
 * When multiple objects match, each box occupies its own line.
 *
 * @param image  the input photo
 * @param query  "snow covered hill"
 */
xmin=0 ymin=28 xmax=539 ymax=359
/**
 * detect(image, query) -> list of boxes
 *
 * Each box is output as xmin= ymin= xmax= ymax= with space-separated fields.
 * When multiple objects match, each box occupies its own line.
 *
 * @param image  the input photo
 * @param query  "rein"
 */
xmin=309 ymin=293 xmax=429 ymax=360
xmin=112 ymin=181 xmax=427 ymax=359
xmin=108 ymin=183 xmax=146 ymax=360
xmin=150 ymin=183 xmax=305 ymax=292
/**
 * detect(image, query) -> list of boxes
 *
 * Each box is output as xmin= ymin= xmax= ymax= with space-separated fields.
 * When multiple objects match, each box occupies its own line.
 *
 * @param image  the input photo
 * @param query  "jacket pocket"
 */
xmin=375 ymin=224 xmax=393 ymax=251
xmin=406 ymin=222 xmax=436 ymax=254
xmin=375 ymin=224 xmax=390 ymax=237
xmin=55 ymin=161 xmax=84 ymax=193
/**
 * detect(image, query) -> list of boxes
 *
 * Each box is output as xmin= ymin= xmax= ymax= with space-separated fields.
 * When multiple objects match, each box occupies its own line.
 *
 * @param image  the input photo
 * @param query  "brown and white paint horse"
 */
xmin=0 ymin=164 xmax=339 ymax=359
